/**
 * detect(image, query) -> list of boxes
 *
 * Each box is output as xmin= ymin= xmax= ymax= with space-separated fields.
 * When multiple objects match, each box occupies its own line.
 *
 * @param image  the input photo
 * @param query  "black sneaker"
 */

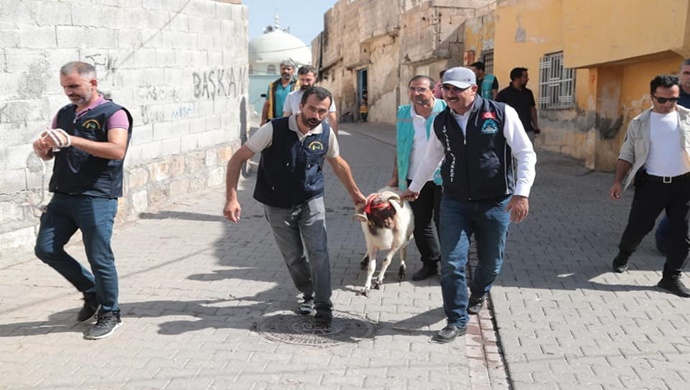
xmin=314 ymin=310 xmax=332 ymax=327
xmin=657 ymin=277 xmax=690 ymax=298
xmin=297 ymin=296 xmax=315 ymax=316
xmin=467 ymin=295 xmax=486 ymax=315
xmin=411 ymin=265 xmax=438 ymax=281
xmin=432 ymin=324 xmax=467 ymax=343
xmin=77 ymin=293 xmax=99 ymax=322
xmin=84 ymin=311 xmax=122 ymax=340
xmin=612 ymin=252 xmax=630 ymax=273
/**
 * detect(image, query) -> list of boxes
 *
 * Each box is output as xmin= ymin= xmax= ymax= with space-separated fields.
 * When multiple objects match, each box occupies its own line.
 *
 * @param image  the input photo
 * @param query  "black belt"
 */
xmin=645 ymin=171 xmax=690 ymax=183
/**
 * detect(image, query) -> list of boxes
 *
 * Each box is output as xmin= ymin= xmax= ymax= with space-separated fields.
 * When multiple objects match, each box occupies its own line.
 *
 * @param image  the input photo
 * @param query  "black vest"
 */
xmin=433 ymin=96 xmax=514 ymax=200
xmin=50 ymin=101 xmax=133 ymax=198
xmin=253 ymin=117 xmax=330 ymax=208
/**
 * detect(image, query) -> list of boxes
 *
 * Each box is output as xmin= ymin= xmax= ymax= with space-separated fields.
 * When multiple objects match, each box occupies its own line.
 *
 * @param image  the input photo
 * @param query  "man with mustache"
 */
xmin=283 ymin=65 xmax=338 ymax=135
xmin=387 ymin=75 xmax=446 ymax=281
xmin=32 ymin=61 xmax=133 ymax=340
xmin=261 ymin=60 xmax=299 ymax=125
xmin=401 ymin=67 xmax=536 ymax=343
xmin=224 ymin=86 xmax=366 ymax=327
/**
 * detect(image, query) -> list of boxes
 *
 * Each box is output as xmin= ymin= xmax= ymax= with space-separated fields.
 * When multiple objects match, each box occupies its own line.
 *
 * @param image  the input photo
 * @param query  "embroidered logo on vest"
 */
xmin=481 ymin=119 xmax=499 ymax=134
xmin=83 ymin=119 xmax=101 ymax=130
xmin=307 ymin=141 xmax=324 ymax=151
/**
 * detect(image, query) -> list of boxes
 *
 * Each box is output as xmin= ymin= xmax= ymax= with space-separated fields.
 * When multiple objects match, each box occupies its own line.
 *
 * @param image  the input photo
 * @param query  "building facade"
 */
xmin=312 ymin=0 xmax=494 ymax=124
xmin=315 ymin=0 xmax=690 ymax=172
xmin=491 ymin=0 xmax=690 ymax=171
xmin=0 ymin=0 xmax=247 ymax=255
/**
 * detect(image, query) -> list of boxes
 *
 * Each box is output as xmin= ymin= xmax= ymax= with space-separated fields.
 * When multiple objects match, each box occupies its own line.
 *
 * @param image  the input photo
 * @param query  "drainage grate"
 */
xmin=256 ymin=311 xmax=375 ymax=348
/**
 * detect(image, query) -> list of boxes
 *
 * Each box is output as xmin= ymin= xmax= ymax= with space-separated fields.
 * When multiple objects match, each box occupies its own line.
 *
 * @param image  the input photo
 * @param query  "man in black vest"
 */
xmin=402 ymin=67 xmax=537 ymax=343
xmin=32 ymin=61 xmax=133 ymax=340
xmin=224 ymin=87 xmax=366 ymax=327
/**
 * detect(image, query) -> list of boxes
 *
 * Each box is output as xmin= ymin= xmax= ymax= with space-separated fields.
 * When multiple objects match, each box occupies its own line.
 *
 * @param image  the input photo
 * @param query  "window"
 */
xmin=538 ymin=52 xmax=576 ymax=110
xmin=482 ymin=50 xmax=494 ymax=75
xmin=266 ymin=64 xmax=276 ymax=75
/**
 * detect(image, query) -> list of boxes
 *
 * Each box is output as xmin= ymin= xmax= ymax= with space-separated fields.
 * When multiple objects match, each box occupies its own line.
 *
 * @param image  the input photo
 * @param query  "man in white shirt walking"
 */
xmin=401 ymin=67 xmax=537 ymax=343
xmin=283 ymin=65 xmax=338 ymax=135
xmin=610 ymin=75 xmax=690 ymax=298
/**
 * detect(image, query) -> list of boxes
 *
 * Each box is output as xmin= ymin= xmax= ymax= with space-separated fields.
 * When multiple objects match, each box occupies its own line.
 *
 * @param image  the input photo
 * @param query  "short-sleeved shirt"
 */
xmin=282 ymin=89 xmax=337 ymax=115
xmin=495 ymin=85 xmax=536 ymax=132
xmin=269 ymin=82 xmax=297 ymax=118
xmin=51 ymin=95 xmax=129 ymax=130
xmin=246 ymin=114 xmax=339 ymax=159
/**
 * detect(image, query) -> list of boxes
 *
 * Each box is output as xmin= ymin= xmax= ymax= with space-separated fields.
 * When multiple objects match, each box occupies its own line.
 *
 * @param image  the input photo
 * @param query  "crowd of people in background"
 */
xmin=33 ymin=55 xmax=690 ymax=343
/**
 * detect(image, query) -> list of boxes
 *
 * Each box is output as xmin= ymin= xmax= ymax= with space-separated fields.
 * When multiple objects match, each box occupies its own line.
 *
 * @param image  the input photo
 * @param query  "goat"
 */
xmin=354 ymin=187 xmax=414 ymax=296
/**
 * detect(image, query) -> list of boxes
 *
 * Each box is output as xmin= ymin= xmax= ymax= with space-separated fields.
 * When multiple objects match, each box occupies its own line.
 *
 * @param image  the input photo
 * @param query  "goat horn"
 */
xmin=379 ymin=191 xmax=403 ymax=206
xmin=353 ymin=213 xmax=368 ymax=222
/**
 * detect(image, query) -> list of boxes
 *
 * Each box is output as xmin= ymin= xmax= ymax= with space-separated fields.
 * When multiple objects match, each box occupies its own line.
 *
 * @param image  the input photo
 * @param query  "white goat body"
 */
xmin=354 ymin=187 xmax=414 ymax=295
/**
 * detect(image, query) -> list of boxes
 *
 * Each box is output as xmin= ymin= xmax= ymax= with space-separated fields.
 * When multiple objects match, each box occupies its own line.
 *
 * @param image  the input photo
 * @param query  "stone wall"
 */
xmin=314 ymin=0 xmax=493 ymax=124
xmin=0 ymin=0 xmax=247 ymax=257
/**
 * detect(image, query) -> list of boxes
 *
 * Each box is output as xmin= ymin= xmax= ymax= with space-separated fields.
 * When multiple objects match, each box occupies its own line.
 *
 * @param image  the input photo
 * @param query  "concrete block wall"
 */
xmin=0 ymin=0 xmax=248 ymax=257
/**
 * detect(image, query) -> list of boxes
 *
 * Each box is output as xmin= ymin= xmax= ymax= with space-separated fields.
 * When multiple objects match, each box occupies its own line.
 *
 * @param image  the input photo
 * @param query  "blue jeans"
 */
xmin=439 ymin=195 xmax=511 ymax=327
xmin=35 ymin=194 xmax=119 ymax=313
xmin=263 ymin=196 xmax=332 ymax=312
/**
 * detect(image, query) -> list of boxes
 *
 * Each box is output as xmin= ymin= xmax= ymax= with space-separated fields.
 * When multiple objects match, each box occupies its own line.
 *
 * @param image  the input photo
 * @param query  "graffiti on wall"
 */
xmin=192 ymin=67 xmax=246 ymax=100
xmin=138 ymin=83 xmax=179 ymax=102
xmin=85 ymin=52 xmax=118 ymax=81
xmin=140 ymin=105 xmax=165 ymax=125
xmin=140 ymin=104 xmax=196 ymax=125
xmin=170 ymin=104 xmax=194 ymax=120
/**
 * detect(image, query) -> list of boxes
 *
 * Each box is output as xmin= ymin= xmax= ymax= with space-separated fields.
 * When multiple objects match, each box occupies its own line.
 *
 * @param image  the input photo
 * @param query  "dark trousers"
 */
xmin=35 ymin=193 xmax=120 ymax=313
xmin=618 ymin=171 xmax=690 ymax=278
xmin=408 ymin=180 xmax=442 ymax=267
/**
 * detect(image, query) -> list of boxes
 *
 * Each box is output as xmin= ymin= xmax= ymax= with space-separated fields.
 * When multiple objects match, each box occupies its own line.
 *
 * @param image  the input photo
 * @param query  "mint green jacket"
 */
xmin=479 ymin=74 xmax=496 ymax=99
xmin=396 ymin=98 xmax=447 ymax=190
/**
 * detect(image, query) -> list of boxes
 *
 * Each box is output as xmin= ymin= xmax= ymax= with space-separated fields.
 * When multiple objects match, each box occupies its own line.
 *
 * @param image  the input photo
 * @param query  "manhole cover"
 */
xmin=256 ymin=311 xmax=375 ymax=347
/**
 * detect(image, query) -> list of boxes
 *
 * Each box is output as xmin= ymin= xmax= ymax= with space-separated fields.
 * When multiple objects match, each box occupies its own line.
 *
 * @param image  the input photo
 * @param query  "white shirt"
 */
xmin=408 ymin=105 xmax=435 ymax=181
xmin=646 ymin=111 xmax=690 ymax=177
xmin=409 ymin=104 xmax=536 ymax=197
xmin=245 ymin=115 xmax=339 ymax=158
xmin=283 ymin=89 xmax=337 ymax=115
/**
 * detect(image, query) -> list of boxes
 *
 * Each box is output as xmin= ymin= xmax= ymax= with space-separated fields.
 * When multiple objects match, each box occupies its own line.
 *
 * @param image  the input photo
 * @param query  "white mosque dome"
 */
xmin=248 ymin=24 xmax=312 ymax=75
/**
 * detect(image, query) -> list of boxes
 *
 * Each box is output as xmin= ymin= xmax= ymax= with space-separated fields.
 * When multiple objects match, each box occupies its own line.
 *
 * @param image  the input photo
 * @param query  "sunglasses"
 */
xmin=408 ymin=87 xmax=429 ymax=93
xmin=653 ymin=96 xmax=679 ymax=104
xmin=441 ymin=85 xmax=469 ymax=93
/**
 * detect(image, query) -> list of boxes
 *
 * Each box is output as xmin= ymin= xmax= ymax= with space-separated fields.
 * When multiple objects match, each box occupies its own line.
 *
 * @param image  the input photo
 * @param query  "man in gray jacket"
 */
xmin=610 ymin=75 xmax=690 ymax=297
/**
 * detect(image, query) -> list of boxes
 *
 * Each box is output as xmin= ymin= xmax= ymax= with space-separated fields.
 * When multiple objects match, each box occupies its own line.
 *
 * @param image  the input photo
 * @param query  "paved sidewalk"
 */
xmin=0 ymin=123 xmax=477 ymax=390
xmin=3 ymin=122 xmax=689 ymax=390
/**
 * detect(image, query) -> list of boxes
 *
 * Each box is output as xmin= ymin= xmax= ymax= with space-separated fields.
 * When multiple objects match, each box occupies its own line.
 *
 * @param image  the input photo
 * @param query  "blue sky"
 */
xmin=243 ymin=0 xmax=338 ymax=45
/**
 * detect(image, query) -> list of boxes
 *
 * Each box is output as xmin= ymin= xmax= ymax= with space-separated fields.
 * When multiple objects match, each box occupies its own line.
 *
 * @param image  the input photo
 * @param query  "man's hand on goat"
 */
xmin=400 ymin=189 xmax=419 ymax=202
xmin=353 ymin=191 xmax=366 ymax=209
xmin=223 ymin=200 xmax=241 ymax=223
xmin=506 ymin=195 xmax=529 ymax=223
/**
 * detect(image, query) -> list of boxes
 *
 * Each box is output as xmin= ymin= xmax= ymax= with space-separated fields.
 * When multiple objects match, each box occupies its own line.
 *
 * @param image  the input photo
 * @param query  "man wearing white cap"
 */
xmin=401 ymin=67 xmax=537 ymax=343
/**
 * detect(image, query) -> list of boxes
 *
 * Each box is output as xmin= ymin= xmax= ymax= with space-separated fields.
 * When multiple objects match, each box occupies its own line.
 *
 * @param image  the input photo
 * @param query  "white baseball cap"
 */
xmin=442 ymin=67 xmax=477 ymax=89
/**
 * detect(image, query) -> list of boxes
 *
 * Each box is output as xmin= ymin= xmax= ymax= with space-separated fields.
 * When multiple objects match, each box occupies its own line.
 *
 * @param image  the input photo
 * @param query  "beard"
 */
xmin=68 ymin=90 xmax=91 ymax=106
xmin=300 ymin=112 xmax=322 ymax=129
